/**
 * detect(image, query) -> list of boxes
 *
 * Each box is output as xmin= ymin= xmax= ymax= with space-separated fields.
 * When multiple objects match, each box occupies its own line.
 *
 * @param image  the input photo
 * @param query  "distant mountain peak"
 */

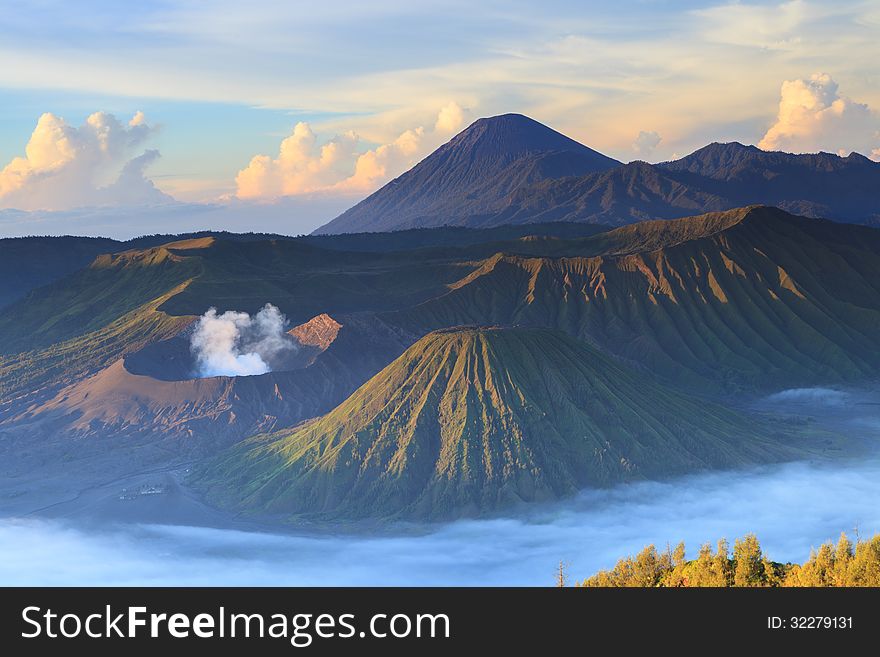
xmin=314 ymin=114 xmax=620 ymax=234
xmin=445 ymin=113 xmax=590 ymax=153
xmin=316 ymin=112 xmax=880 ymax=234
xmin=666 ymin=140 xmax=877 ymax=171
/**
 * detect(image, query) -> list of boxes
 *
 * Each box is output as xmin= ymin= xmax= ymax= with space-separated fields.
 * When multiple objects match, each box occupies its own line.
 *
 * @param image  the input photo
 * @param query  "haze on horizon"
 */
xmin=1 ymin=0 xmax=880 ymax=237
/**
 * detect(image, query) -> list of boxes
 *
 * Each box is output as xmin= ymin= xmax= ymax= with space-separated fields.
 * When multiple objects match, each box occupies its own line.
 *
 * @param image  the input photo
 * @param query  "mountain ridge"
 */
xmin=314 ymin=114 xmax=880 ymax=234
xmin=387 ymin=207 xmax=880 ymax=392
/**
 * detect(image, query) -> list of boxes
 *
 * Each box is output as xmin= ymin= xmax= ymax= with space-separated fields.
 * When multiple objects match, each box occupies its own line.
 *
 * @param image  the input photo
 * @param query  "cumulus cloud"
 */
xmin=631 ymin=130 xmax=662 ymax=157
xmin=190 ymin=304 xmax=296 ymax=377
xmin=0 ymin=111 xmax=171 ymax=211
xmin=102 ymin=149 xmax=170 ymax=205
xmin=235 ymin=103 xmax=467 ymax=200
xmin=758 ymin=73 xmax=879 ymax=156
xmin=434 ymin=101 xmax=466 ymax=133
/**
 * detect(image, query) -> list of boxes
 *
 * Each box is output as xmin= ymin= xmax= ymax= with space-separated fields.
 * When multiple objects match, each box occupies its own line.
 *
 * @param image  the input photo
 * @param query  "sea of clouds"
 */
xmin=2 ymin=456 xmax=878 ymax=586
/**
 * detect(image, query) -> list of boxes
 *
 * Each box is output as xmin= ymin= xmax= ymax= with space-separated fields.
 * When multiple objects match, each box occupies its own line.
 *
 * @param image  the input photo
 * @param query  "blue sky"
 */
xmin=1 ymin=0 xmax=878 ymax=235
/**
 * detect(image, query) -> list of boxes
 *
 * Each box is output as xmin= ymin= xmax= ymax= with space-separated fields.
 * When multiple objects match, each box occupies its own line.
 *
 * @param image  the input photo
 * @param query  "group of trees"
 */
xmin=578 ymin=532 xmax=880 ymax=587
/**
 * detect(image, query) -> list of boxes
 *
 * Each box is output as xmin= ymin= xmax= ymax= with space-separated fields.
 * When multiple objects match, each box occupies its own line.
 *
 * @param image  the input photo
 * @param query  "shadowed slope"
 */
xmin=479 ymin=143 xmax=880 ymax=228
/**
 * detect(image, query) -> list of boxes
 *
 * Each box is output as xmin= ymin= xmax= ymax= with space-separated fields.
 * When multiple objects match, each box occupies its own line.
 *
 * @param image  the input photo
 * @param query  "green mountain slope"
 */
xmin=389 ymin=207 xmax=880 ymax=392
xmin=0 ymin=241 xmax=203 ymax=354
xmin=0 ymin=230 xmax=299 ymax=310
xmin=0 ymin=284 xmax=194 ymax=418
xmin=195 ymin=327 xmax=795 ymax=520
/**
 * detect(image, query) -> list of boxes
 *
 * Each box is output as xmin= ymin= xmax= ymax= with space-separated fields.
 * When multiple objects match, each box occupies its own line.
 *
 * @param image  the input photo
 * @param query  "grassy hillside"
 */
xmin=390 ymin=207 xmax=880 ymax=392
xmin=0 ymin=243 xmax=202 ymax=354
xmin=0 ymin=284 xmax=193 ymax=417
xmin=0 ymin=230 xmax=300 ymax=310
xmin=194 ymin=327 xmax=796 ymax=521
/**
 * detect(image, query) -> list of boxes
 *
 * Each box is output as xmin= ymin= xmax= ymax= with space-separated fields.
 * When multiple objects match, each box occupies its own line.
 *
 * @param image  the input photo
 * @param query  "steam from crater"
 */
xmin=190 ymin=303 xmax=295 ymax=377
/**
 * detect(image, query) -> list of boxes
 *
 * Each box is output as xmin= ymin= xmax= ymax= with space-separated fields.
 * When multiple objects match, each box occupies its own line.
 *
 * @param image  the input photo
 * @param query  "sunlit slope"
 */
xmin=195 ymin=327 xmax=793 ymax=520
xmin=0 ymin=284 xmax=194 ymax=417
xmin=390 ymin=207 xmax=880 ymax=392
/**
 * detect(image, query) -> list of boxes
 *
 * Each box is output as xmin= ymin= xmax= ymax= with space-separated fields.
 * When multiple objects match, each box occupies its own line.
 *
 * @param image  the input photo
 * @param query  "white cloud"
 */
xmin=102 ymin=149 xmax=171 ymax=205
xmin=235 ymin=123 xmax=361 ymax=198
xmin=434 ymin=101 xmax=466 ymax=133
xmin=235 ymin=103 xmax=467 ymax=200
xmin=758 ymin=73 xmax=879 ymax=155
xmin=693 ymin=0 xmax=811 ymax=50
xmin=0 ymin=111 xmax=171 ymax=211
xmin=0 ymin=1 xmax=878 ymax=172
xmin=631 ymin=130 xmax=662 ymax=158
xmin=4 ymin=456 xmax=880 ymax=584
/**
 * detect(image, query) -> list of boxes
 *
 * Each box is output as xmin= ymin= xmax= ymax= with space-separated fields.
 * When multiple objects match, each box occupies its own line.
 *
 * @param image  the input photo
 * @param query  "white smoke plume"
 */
xmin=190 ymin=303 xmax=295 ymax=377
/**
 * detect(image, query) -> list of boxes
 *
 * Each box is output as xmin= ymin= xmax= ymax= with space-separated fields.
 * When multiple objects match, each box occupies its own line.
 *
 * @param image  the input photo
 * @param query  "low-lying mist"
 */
xmin=765 ymin=387 xmax=851 ymax=406
xmin=3 ymin=457 xmax=879 ymax=586
xmin=190 ymin=303 xmax=296 ymax=377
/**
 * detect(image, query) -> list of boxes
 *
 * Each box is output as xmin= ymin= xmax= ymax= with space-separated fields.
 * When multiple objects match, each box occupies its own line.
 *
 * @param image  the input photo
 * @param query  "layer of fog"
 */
xmin=0 ymin=195 xmax=356 ymax=240
xmin=3 ymin=385 xmax=877 ymax=585
xmin=190 ymin=303 xmax=296 ymax=377
xmin=765 ymin=387 xmax=851 ymax=406
xmin=2 ymin=457 xmax=879 ymax=586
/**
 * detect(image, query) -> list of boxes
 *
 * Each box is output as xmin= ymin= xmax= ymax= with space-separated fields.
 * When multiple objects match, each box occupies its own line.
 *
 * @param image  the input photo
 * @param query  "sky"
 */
xmin=1 ymin=0 xmax=879 ymax=237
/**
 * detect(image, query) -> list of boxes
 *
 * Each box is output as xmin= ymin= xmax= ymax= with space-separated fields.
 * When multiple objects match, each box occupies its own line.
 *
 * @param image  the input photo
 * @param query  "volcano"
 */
xmin=195 ymin=327 xmax=793 ymax=520
xmin=315 ymin=113 xmax=621 ymax=234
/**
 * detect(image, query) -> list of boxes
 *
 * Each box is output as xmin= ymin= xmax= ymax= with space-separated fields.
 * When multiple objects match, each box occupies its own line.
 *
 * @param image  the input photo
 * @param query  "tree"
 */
xmin=685 ymin=543 xmax=715 ymax=587
xmin=712 ymin=539 xmax=733 ymax=587
xmin=733 ymin=534 xmax=764 ymax=587
xmin=833 ymin=533 xmax=853 ymax=586
xmin=672 ymin=542 xmax=687 ymax=568
xmin=556 ymin=561 xmax=568 ymax=587
xmin=579 ymin=531 xmax=880 ymax=588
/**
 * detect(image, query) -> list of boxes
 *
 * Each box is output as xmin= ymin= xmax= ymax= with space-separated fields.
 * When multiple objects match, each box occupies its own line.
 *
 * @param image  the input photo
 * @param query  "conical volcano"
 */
xmin=315 ymin=114 xmax=620 ymax=234
xmin=196 ymin=327 xmax=793 ymax=520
